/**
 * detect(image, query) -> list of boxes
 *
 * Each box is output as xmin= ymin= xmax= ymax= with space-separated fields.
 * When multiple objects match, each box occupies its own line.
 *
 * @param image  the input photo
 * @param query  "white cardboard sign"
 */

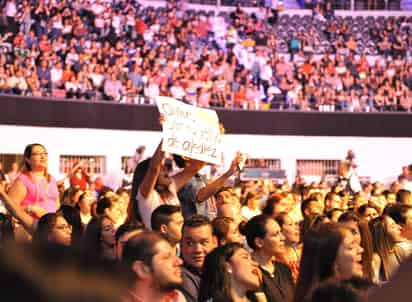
xmin=156 ymin=96 xmax=223 ymax=165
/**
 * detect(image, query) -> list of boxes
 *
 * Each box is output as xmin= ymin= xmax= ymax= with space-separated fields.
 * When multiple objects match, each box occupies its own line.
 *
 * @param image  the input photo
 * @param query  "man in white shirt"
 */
xmin=51 ymin=61 xmax=63 ymax=88
xmin=170 ymin=81 xmax=186 ymax=100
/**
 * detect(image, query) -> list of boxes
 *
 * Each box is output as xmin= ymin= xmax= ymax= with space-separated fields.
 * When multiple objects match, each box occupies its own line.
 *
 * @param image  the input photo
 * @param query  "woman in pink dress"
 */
xmin=8 ymin=143 xmax=59 ymax=219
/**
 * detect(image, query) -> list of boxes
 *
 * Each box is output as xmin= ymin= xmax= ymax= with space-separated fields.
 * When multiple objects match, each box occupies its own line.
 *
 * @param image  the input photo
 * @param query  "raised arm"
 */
xmin=0 ymin=182 xmax=36 ymax=234
xmin=195 ymin=153 xmax=243 ymax=203
xmin=139 ymin=140 xmax=164 ymax=199
xmin=69 ymin=160 xmax=89 ymax=177
xmin=172 ymin=159 xmax=205 ymax=192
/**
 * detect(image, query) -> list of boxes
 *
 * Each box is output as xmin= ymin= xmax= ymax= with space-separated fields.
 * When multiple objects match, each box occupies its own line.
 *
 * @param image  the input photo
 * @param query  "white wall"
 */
xmin=1 ymin=125 xmax=411 ymax=185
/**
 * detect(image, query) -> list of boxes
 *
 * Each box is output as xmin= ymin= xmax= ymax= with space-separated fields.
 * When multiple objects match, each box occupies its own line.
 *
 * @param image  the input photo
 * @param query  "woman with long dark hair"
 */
xmin=198 ymin=243 xmax=262 ymax=302
xmin=83 ymin=215 xmax=117 ymax=261
xmin=293 ymin=223 xmax=363 ymax=302
xmin=369 ymin=215 xmax=409 ymax=283
xmin=33 ymin=212 xmax=72 ymax=246
xmin=338 ymin=212 xmax=376 ymax=282
xmin=128 ymin=140 xmax=204 ymax=228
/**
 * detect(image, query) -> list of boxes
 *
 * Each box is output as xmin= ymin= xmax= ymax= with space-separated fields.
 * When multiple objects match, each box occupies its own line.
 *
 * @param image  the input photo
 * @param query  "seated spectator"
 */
xmin=104 ymin=73 xmax=125 ymax=102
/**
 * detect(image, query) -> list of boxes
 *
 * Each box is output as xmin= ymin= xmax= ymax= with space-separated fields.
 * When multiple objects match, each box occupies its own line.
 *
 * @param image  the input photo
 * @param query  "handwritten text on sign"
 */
xmin=156 ymin=97 xmax=223 ymax=165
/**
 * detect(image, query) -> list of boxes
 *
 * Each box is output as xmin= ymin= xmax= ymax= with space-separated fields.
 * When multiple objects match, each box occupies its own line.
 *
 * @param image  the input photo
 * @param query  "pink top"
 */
xmin=18 ymin=173 xmax=59 ymax=214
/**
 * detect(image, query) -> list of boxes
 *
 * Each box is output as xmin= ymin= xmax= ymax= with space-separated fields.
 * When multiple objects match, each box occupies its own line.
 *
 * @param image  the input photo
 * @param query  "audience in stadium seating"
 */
xmin=0 ymin=0 xmax=410 ymax=112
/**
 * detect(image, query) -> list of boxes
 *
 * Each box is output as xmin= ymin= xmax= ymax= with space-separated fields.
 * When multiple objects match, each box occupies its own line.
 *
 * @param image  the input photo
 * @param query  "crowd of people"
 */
xmin=0 ymin=0 xmax=410 ymax=111
xmin=1 ymin=137 xmax=412 ymax=301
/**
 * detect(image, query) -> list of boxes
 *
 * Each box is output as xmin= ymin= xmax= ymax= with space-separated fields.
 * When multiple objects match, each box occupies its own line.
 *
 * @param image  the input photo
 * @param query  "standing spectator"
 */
xmin=77 ymin=191 xmax=94 ymax=228
xmin=4 ymin=0 xmax=17 ymax=34
xmin=126 ymin=146 xmax=146 ymax=174
xmin=0 ymin=182 xmax=71 ymax=246
xmin=275 ymin=213 xmax=302 ymax=282
xmin=69 ymin=161 xmax=90 ymax=191
xmin=7 ymin=144 xmax=59 ymax=218
xmin=129 ymin=139 xmax=203 ymax=228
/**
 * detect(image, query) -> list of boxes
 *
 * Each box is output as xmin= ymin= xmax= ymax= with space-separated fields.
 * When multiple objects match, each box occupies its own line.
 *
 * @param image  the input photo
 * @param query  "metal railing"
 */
xmin=245 ymin=158 xmax=282 ymax=169
xmin=59 ymin=155 xmax=106 ymax=175
xmin=296 ymin=159 xmax=340 ymax=177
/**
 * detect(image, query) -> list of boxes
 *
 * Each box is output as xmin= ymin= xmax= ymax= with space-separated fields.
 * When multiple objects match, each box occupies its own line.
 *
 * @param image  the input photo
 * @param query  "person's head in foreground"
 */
xmin=294 ymin=223 xmax=363 ymax=302
xmin=122 ymin=231 xmax=183 ymax=301
xmin=198 ymin=242 xmax=262 ymax=302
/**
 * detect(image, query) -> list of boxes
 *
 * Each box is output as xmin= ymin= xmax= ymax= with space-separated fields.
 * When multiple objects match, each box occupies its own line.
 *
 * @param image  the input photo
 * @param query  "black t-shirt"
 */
xmin=249 ymin=261 xmax=295 ymax=302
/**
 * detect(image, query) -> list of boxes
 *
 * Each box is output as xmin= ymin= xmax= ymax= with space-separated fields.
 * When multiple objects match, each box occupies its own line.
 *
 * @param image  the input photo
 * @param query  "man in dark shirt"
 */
xmin=177 ymin=153 xmax=243 ymax=220
xmin=180 ymin=215 xmax=217 ymax=302
xmin=37 ymin=59 xmax=51 ymax=90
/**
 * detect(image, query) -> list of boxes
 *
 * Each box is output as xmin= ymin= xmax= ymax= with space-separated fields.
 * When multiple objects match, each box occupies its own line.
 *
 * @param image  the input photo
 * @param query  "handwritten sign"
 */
xmin=156 ymin=96 xmax=223 ymax=165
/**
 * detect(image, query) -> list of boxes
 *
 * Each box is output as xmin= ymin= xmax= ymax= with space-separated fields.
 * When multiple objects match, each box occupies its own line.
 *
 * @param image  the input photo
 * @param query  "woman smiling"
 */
xmin=8 ymin=144 xmax=59 ymax=219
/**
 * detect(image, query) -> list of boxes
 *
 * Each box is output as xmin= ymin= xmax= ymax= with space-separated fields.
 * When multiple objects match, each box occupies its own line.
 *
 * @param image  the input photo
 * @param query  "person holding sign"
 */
xmin=129 ymin=139 xmax=205 ymax=229
xmin=177 ymin=151 xmax=246 ymax=220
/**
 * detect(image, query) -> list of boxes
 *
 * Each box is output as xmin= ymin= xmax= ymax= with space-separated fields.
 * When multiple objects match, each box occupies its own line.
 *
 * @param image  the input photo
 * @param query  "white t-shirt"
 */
xmin=241 ymin=206 xmax=261 ymax=221
xmin=137 ymin=182 xmax=180 ymax=229
xmin=5 ymin=1 xmax=17 ymax=17
xmin=90 ymin=3 xmax=104 ymax=15
xmin=51 ymin=68 xmax=63 ymax=83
